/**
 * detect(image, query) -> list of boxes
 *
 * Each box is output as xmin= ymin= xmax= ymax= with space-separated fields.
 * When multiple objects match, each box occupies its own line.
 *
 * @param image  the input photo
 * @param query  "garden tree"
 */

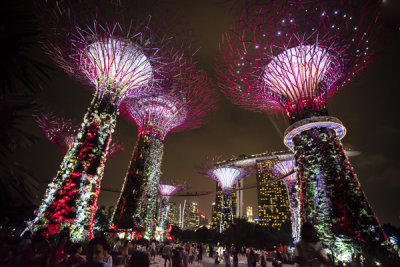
xmin=223 ymin=218 xmax=256 ymax=248
xmin=195 ymin=226 xmax=213 ymax=243
xmin=222 ymin=218 xmax=292 ymax=250
xmin=180 ymin=229 xmax=196 ymax=242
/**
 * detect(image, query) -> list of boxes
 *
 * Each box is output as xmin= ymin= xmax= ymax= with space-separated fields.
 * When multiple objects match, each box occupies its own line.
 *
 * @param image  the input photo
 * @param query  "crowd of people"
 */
xmin=0 ymin=223 xmax=395 ymax=267
xmin=0 ymin=229 xmax=293 ymax=267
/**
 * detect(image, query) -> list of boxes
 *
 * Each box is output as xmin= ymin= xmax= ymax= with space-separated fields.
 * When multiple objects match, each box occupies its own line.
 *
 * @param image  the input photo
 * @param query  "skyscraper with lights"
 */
xmin=256 ymin=160 xmax=290 ymax=230
xmin=167 ymin=202 xmax=179 ymax=227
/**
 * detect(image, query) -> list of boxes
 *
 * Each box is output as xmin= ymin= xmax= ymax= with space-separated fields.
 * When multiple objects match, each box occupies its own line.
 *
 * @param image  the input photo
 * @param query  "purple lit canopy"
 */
xmin=217 ymin=0 xmax=378 ymax=120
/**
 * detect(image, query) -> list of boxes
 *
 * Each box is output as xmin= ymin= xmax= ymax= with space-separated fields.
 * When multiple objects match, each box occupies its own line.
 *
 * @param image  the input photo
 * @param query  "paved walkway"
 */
xmin=149 ymin=254 xmax=294 ymax=267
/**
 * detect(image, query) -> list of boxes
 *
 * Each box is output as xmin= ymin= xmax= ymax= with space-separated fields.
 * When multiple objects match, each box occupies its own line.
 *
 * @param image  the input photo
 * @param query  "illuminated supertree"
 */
xmin=31 ymin=0 xmax=176 ymax=240
xmin=272 ymin=160 xmax=300 ymax=243
xmin=156 ymin=180 xmax=188 ymax=240
xmin=217 ymin=0 xmax=390 ymax=260
xmin=36 ymin=113 xmax=124 ymax=156
xmin=111 ymin=69 xmax=216 ymax=239
xmin=197 ymin=159 xmax=253 ymax=233
xmin=30 ymin=113 xmax=124 ymax=234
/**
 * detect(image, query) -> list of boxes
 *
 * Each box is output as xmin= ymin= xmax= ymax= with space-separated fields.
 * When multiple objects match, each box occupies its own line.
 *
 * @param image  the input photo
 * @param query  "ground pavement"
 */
xmin=149 ymin=254 xmax=294 ymax=267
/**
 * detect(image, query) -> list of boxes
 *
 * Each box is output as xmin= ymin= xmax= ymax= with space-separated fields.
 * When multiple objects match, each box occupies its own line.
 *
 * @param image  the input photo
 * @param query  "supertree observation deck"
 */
xmin=156 ymin=180 xmax=188 ymax=241
xmin=197 ymin=158 xmax=254 ymax=233
xmin=31 ymin=0 xmax=179 ymax=240
xmin=111 ymin=69 xmax=217 ymax=239
xmin=272 ymin=160 xmax=300 ymax=243
xmin=216 ymin=0 xmax=391 ymax=260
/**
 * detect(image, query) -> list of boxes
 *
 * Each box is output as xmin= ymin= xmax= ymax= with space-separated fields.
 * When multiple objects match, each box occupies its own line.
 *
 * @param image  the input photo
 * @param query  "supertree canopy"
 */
xmin=272 ymin=160 xmax=300 ymax=243
xmin=217 ymin=0 xmax=390 ymax=261
xmin=31 ymin=0 xmax=177 ymax=241
xmin=111 ymin=69 xmax=217 ymax=239
xmin=197 ymin=160 xmax=253 ymax=233
xmin=156 ymin=180 xmax=188 ymax=240
xmin=36 ymin=112 xmax=124 ymax=156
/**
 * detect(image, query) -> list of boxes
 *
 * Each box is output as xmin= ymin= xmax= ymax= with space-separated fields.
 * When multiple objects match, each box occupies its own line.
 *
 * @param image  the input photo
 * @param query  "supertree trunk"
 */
xmin=157 ymin=197 xmax=170 ymax=236
xmin=293 ymin=125 xmax=389 ymax=260
xmin=112 ymin=133 xmax=164 ymax=239
xmin=220 ymin=192 xmax=233 ymax=233
xmin=284 ymin=180 xmax=301 ymax=244
xmin=31 ymin=93 xmax=118 ymax=240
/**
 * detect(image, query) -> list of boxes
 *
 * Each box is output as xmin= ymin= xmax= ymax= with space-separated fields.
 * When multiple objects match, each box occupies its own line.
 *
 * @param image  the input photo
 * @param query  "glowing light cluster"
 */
xmin=212 ymin=167 xmax=241 ymax=191
xmin=83 ymin=39 xmax=153 ymax=96
xmin=273 ymin=160 xmax=295 ymax=182
xmin=159 ymin=184 xmax=180 ymax=201
xmin=264 ymin=45 xmax=340 ymax=102
xmin=123 ymin=92 xmax=187 ymax=140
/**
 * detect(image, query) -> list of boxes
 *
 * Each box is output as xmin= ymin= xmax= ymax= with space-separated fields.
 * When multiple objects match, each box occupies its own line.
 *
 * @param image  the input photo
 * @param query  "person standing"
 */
xmin=223 ymin=247 xmax=231 ymax=267
xmin=197 ymin=243 xmax=203 ymax=267
xmin=189 ymin=244 xmax=195 ymax=265
xmin=120 ymin=240 xmax=130 ymax=266
xmin=150 ymin=241 xmax=157 ymax=262
xmin=171 ymin=248 xmax=181 ymax=267
xmin=73 ymin=237 xmax=112 ymax=267
xmin=182 ymin=246 xmax=189 ymax=267
xmin=232 ymin=247 xmax=239 ymax=267
xmin=103 ymin=245 xmax=112 ymax=267
xmin=294 ymin=222 xmax=330 ymax=267
xmin=46 ymin=233 xmax=68 ymax=267
xmin=260 ymin=249 xmax=267 ymax=267
xmin=128 ymin=251 xmax=150 ymax=267
xmin=66 ymin=243 xmax=86 ymax=267
xmin=18 ymin=235 xmax=47 ymax=267
xmin=162 ymin=242 xmax=172 ymax=267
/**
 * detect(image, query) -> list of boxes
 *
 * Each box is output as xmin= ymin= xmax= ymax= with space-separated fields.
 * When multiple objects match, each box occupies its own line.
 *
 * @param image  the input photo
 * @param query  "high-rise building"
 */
xmin=236 ymin=180 xmax=244 ymax=218
xmin=185 ymin=202 xmax=199 ymax=230
xmin=210 ymin=182 xmax=238 ymax=231
xmin=167 ymin=202 xmax=179 ymax=227
xmin=246 ymin=206 xmax=254 ymax=223
xmin=210 ymin=183 xmax=222 ymax=231
xmin=256 ymin=159 xmax=290 ymax=230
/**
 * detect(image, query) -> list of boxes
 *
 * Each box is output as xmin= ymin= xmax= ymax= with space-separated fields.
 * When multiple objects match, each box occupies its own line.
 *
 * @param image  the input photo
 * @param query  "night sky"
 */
xmin=12 ymin=0 xmax=400 ymax=227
